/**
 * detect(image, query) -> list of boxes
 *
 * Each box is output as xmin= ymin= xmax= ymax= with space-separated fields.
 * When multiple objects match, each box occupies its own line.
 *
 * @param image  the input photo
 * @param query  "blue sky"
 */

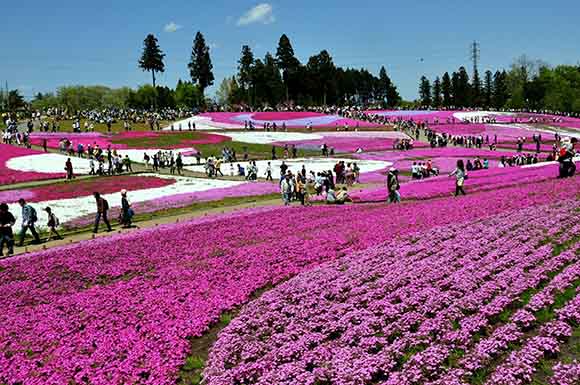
xmin=2 ymin=0 xmax=579 ymax=101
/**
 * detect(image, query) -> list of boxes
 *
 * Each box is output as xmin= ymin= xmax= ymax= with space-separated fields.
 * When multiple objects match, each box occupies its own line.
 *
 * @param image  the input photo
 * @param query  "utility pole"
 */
xmin=470 ymin=41 xmax=480 ymax=77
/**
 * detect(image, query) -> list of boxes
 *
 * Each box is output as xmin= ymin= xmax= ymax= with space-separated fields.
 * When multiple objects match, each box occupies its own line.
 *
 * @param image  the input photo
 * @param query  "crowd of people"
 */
xmin=1 ymin=106 xmax=578 ymax=255
xmin=0 ymin=190 xmax=136 ymax=256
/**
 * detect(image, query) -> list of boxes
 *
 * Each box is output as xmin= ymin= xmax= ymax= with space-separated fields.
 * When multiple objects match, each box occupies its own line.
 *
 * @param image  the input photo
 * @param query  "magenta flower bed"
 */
xmin=203 ymin=199 xmax=580 ymax=385
xmin=64 ymin=182 xmax=280 ymax=229
xmin=274 ymin=137 xmax=430 ymax=153
xmin=352 ymin=162 xmax=567 ymax=202
xmin=365 ymin=110 xmax=456 ymax=122
xmin=0 ymin=175 xmax=175 ymax=204
xmin=199 ymin=112 xmax=380 ymax=128
xmin=1 ymin=175 xmax=580 ymax=384
xmin=0 ymin=144 xmax=63 ymax=185
xmin=356 ymin=147 xmax=511 ymax=162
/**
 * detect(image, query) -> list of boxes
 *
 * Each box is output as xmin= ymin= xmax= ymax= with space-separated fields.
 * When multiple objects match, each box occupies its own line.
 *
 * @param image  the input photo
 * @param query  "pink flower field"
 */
xmin=204 ymin=199 xmax=580 ymax=385
xmin=1 ymin=172 xmax=579 ymax=384
xmin=63 ymin=181 xmax=280 ymax=229
xmin=351 ymin=162 xmax=571 ymax=202
xmin=199 ymin=112 xmax=380 ymax=128
xmin=0 ymin=144 xmax=63 ymax=184
xmin=0 ymin=175 xmax=175 ymax=204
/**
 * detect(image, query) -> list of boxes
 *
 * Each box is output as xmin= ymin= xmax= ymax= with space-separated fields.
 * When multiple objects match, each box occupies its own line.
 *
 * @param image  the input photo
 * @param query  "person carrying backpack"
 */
xmin=17 ymin=199 xmax=41 ymax=246
xmin=44 ymin=207 xmax=63 ymax=241
xmin=0 ymin=203 xmax=16 ymax=256
xmin=93 ymin=192 xmax=112 ymax=233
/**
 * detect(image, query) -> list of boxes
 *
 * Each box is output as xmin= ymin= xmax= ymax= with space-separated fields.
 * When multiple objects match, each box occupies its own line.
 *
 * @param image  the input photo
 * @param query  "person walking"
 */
xmin=17 ymin=199 xmax=41 ymax=246
xmin=44 ymin=207 xmax=63 ymax=241
xmin=124 ymin=155 xmax=133 ymax=172
xmin=281 ymin=174 xmax=292 ymax=206
xmin=0 ymin=203 xmax=15 ymax=256
xmin=450 ymin=159 xmax=467 ymax=196
xmin=93 ymin=192 xmax=112 ymax=233
xmin=176 ymin=154 xmax=184 ymax=175
xmin=65 ymin=158 xmax=74 ymax=180
xmin=265 ymin=162 xmax=273 ymax=181
xmin=120 ymin=190 xmax=133 ymax=228
xmin=387 ymin=167 xmax=401 ymax=203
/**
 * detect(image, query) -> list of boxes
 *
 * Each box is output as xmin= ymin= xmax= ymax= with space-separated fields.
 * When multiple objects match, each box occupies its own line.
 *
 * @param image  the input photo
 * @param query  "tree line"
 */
xmin=31 ymin=82 xmax=204 ymax=112
xmin=418 ymin=56 xmax=580 ymax=113
xmin=217 ymin=34 xmax=401 ymax=108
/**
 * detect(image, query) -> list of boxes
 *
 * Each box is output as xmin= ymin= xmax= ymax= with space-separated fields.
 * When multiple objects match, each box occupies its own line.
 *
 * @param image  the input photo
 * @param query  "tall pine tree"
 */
xmin=237 ymin=45 xmax=255 ymax=105
xmin=493 ymin=70 xmax=509 ymax=109
xmin=483 ymin=70 xmax=493 ymax=108
xmin=138 ymin=34 xmax=165 ymax=88
xmin=432 ymin=77 xmax=442 ymax=108
xmin=457 ymin=67 xmax=471 ymax=107
xmin=471 ymin=69 xmax=482 ymax=107
xmin=188 ymin=32 xmax=215 ymax=96
xmin=451 ymin=72 xmax=460 ymax=107
xmin=419 ymin=76 xmax=432 ymax=107
xmin=441 ymin=72 xmax=452 ymax=107
xmin=306 ymin=50 xmax=336 ymax=105
xmin=276 ymin=34 xmax=300 ymax=102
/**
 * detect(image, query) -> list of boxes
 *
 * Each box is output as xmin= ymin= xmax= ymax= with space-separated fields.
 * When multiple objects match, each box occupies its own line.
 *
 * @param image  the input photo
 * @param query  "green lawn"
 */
xmin=45 ymin=119 xmax=171 ymax=134
xmin=111 ymin=132 xmax=207 ymax=148
xmin=194 ymin=141 xmax=320 ymax=160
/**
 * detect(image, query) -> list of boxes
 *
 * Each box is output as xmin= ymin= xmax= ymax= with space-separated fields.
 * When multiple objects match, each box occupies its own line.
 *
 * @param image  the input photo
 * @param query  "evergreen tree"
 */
xmin=378 ymin=66 xmax=400 ymax=107
xmin=7 ymin=90 xmax=25 ymax=110
xmin=471 ymin=69 xmax=482 ymax=107
xmin=306 ymin=50 xmax=336 ymax=105
xmin=483 ymin=70 xmax=493 ymax=107
xmin=263 ymin=53 xmax=285 ymax=106
xmin=493 ymin=70 xmax=509 ymax=109
xmin=441 ymin=72 xmax=452 ymax=107
xmin=386 ymin=82 xmax=401 ymax=107
xmin=188 ymin=31 xmax=215 ymax=95
xmin=237 ymin=45 xmax=255 ymax=104
xmin=276 ymin=34 xmax=300 ymax=102
xmin=432 ymin=77 xmax=442 ymax=108
xmin=419 ymin=76 xmax=432 ymax=107
xmin=451 ymin=72 xmax=460 ymax=107
xmin=138 ymin=34 xmax=165 ymax=88
xmin=457 ymin=66 xmax=471 ymax=107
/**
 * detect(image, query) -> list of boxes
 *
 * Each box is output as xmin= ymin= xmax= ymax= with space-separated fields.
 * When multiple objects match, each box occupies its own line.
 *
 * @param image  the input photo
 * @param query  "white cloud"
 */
xmin=164 ymin=22 xmax=182 ymax=33
xmin=237 ymin=3 xmax=275 ymax=26
xmin=209 ymin=42 xmax=220 ymax=50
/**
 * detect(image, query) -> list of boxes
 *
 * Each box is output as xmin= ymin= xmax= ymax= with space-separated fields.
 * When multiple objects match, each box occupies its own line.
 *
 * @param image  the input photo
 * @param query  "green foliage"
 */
xmin=188 ymin=32 xmax=215 ymax=95
xmin=441 ymin=72 xmax=452 ymax=107
xmin=426 ymin=54 xmax=580 ymax=112
xmin=233 ymin=34 xmax=403 ymax=108
xmin=175 ymin=80 xmax=203 ymax=109
xmin=419 ymin=76 xmax=431 ymax=106
xmin=138 ymin=34 xmax=165 ymax=88
xmin=432 ymin=76 xmax=442 ymax=108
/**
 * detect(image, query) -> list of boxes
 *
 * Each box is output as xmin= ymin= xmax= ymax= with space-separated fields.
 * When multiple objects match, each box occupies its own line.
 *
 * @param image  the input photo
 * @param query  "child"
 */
xmin=44 ymin=207 xmax=63 ymax=241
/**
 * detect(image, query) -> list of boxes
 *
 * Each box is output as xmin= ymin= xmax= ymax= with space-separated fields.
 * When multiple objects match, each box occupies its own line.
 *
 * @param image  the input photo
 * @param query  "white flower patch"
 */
xmin=214 ymin=131 xmax=324 ymax=144
xmin=7 ymin=153 xmax=94 ymax=175
xmin=115 ymin=148 xmax=197 ymax=162
xmin=8 ymin=174 xmax=244 ymax=229
xmin=163 ymin=116 xmax=239 ymax=131
xmin=186 ymin=158 xmax=392 ymax=180
xmin=320 ymin=131 xmax=410 ymax=139
xmin=453 ymin=111 xmax=510 ymax=121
